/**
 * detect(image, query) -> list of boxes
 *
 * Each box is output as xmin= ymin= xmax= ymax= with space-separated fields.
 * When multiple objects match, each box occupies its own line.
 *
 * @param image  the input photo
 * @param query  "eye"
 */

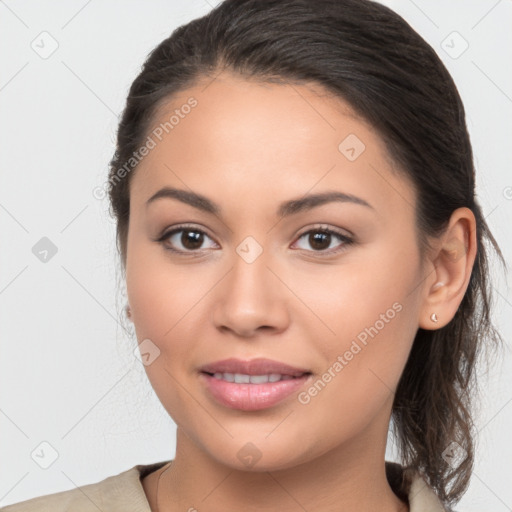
xmin=156 ymin=223 xmax=354 ymax=257
xmin=292 ymin=225 xmax=354 ymax=255
xmin=156 ymin=224 xmax=218 ymax=254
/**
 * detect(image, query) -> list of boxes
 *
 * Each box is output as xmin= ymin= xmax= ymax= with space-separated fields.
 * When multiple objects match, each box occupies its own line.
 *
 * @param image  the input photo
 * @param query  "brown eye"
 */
xmin=158 ymin=225 xmax=217 ymax=254
xmin=293 ymin=227 xmax=354 ymax=255
xmin=179 ymin=229 xmax=204 ymax=250
xmin=308 ymin=231 xmax=331 ymax=251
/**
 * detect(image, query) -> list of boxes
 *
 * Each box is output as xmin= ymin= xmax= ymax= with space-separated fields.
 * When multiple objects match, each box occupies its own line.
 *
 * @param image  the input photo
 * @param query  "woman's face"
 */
xmin=125 ymin=71 xmax=429 ymax=470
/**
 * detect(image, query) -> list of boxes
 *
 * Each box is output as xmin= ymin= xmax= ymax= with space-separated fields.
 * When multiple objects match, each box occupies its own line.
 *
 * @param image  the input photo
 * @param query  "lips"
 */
xmin=199 ymin=357 xmax=311 ymax=377
xmin=198 ymin=358 xmax=313 ymax=411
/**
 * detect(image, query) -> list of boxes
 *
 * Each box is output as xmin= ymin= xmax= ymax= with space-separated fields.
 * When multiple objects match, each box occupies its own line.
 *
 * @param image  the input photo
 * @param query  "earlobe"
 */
xmin=418 ymin=207 xmax=477 ymax=330
xmin=420 ymin=280 xmax=445 ymax=330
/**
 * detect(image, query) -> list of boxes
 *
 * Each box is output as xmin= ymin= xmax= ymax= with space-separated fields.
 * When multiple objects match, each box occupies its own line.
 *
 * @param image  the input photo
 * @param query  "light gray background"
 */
xmin=1 ymin=0 xmax=511 ymax=510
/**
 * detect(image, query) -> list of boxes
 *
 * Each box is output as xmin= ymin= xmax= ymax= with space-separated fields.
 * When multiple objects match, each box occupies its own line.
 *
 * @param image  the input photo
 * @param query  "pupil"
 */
xmin=182 ymin=230 xmax=203 ymax=249
xmin=310 ymin=232 xmax=330 ymax=250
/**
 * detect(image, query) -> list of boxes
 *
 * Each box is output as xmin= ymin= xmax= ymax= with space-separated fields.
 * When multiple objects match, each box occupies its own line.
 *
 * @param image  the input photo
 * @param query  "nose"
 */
xmin=212 ymin=248 xmax=290 ymax=339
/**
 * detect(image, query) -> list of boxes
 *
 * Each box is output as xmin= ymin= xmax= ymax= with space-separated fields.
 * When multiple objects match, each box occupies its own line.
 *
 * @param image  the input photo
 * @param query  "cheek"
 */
xmin=295 ymin=299 xmax=416 ymax=447
xmin=125 ymin=248 xmax=206 ymax=419
xmin=293 ymin=246 xmax=418 ymax=353
xmin=126 ymin=240 xmax=214 ymax=339
xmin=292 ymin=242 xmax=420 ymax=416
xmin=125 ymin=243 xmax=227 ymax=409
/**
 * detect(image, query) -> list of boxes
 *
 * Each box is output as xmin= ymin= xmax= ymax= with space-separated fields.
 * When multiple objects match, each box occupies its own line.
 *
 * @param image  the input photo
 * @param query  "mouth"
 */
xmin=198 ymin=366 xmax=313 ymax=411
xmin=198 ymin=357 xmax=313 ymax=411
xmin=200 ymin=371 xmax=311 ymax=384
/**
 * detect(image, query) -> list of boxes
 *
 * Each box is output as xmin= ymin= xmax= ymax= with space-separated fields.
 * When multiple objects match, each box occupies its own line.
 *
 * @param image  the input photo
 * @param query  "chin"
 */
xmin=196 ymin=434 xmax=319 ymax=473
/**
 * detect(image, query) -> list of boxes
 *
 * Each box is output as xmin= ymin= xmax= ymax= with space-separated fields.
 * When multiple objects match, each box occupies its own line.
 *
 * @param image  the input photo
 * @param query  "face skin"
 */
xmin=125 ymin=71 xmax=476 ymax=512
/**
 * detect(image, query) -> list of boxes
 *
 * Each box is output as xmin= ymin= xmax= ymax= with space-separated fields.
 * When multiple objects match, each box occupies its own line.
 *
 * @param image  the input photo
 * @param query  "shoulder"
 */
xmin=0 ymin=461 xmax=170 ymax=512
xmin=386 ymin=461 xmax=453 ymax=512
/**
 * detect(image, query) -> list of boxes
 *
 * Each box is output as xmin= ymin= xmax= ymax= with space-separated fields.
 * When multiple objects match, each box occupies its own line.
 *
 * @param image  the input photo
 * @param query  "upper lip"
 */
xmin=199 ymin=358 xmax=311 ymax=377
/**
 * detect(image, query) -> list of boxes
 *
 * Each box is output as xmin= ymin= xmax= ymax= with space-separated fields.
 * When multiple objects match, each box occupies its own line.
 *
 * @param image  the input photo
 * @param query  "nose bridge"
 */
xmin=229 ymin=234 xmax=274 ymax=303
xmin=212 ymin=234 xmax=289 ymax=335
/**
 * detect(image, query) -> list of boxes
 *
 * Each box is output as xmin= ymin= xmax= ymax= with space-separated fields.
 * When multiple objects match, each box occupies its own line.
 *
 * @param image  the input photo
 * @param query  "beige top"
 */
xmin=0 ymin=460 xmax=449 ymax=511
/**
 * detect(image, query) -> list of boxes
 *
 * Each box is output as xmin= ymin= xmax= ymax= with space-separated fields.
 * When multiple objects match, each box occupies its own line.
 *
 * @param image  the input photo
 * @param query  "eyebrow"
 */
xmin=145 ymin=186 xmax=375 ymax=217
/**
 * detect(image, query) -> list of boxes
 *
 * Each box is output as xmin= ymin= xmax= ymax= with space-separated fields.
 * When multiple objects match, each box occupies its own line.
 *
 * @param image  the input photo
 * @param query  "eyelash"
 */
xmin=155 ymin=223 xmax=354 ymax=257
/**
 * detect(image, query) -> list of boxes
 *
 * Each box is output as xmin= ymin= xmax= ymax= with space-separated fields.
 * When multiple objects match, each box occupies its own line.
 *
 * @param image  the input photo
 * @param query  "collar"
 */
xmin=132 ymin=459 xmax=448 ymax=512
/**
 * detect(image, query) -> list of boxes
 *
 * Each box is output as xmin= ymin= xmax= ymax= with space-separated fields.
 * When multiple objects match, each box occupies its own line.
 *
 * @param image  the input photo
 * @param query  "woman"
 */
xmin=2 ymin=0 xmax=505 ymax=511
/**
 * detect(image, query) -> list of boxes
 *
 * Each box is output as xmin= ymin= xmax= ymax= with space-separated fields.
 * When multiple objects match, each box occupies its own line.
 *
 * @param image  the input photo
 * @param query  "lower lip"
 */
xmin=199 ymin=372 xmax=311 ymax=411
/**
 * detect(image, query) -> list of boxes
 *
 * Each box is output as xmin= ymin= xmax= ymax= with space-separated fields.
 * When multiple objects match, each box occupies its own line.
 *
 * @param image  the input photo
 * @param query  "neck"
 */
xmin=152 ymin=427 xmax=409 ymax=512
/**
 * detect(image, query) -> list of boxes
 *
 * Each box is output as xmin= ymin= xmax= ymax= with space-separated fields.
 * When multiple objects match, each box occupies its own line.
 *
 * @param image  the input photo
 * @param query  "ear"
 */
xmin=419 ymin=207 xmax=477 ymax=330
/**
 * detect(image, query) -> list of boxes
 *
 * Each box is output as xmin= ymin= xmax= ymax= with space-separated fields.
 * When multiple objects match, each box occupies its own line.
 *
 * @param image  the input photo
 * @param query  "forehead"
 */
xmin=130 ymin=71 xmax=415 ymax=220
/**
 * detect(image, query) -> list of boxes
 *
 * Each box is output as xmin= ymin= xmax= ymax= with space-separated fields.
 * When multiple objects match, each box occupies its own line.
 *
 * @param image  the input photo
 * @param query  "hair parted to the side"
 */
xmin=107 ymin=0 xmax=506 ymax=507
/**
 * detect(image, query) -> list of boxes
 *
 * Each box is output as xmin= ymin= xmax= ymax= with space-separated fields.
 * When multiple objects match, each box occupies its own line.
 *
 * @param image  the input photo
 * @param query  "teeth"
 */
xmin=211 ymin=372 xmax=297 ymax=383
xmin=234 ymin=373 xmax=250 ymax=384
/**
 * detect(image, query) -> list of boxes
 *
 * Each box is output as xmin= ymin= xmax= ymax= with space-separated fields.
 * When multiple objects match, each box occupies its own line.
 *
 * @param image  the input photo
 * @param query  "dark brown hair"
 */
xmin=107 ymin=0 xmax=505 ymax=507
